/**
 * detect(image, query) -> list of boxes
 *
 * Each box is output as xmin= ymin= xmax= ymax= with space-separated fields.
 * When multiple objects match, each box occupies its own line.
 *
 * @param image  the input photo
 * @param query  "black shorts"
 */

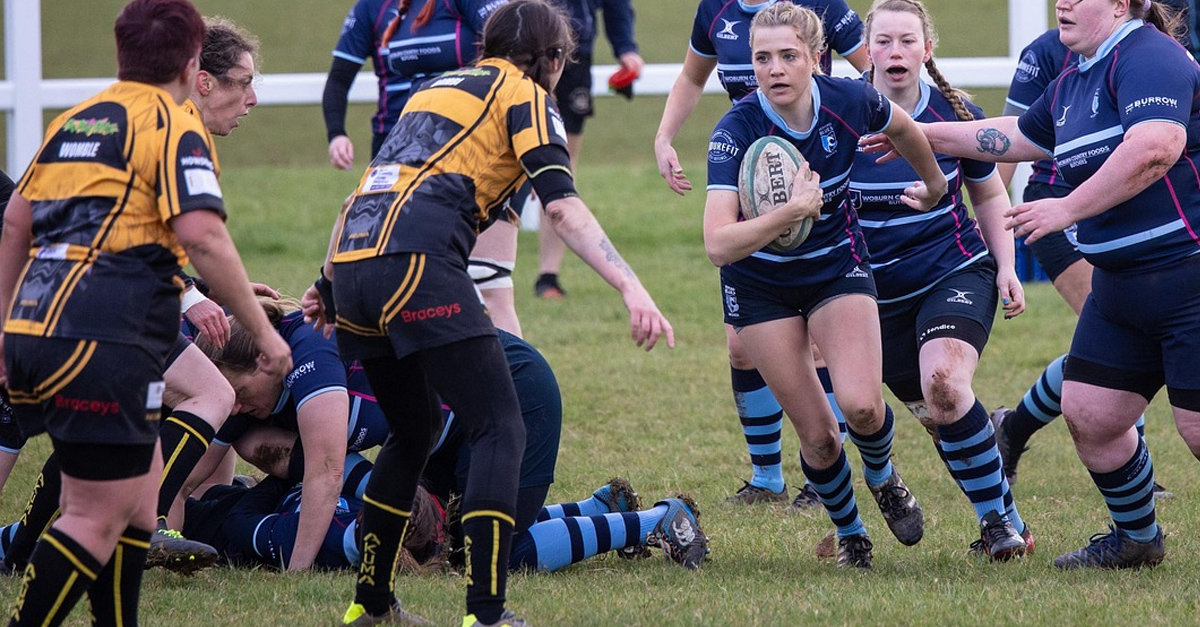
xmin=6 ymin=336 xmax=166 ymax=447
xmin=878 ymin=258 xmax=998 ymax=389
xmin=720 ymin=262 xmax=877 ymax=328
xmin=165 ymin=332 xmax=191 ymax=369
xmin=553 ymin=54 xmax=593 ymax=134
xmin=1022 ymin=183 xmax=1083 ymax=281
xmin=333 ymin=252 xmax=497 ymax=361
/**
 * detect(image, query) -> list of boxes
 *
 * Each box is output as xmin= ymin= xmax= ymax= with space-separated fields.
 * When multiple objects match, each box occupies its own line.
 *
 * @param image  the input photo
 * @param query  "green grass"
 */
xmin=2 ymin=162 xmax=1199 ymax=626
xmin=6 ymin=2 xmax=1197 ymax=625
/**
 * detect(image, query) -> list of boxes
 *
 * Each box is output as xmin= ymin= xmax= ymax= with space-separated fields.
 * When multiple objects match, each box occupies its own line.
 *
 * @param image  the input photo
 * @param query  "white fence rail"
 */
xmin=2 ymin=0 xmax=1048 ymax=174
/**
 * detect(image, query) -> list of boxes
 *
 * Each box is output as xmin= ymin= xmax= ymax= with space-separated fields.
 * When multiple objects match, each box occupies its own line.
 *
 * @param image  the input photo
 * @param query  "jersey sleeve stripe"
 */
xmin=332 ymin=50 xmax=368 ymax=64
xmin=295 ymin=386 xmax=349 ymax=410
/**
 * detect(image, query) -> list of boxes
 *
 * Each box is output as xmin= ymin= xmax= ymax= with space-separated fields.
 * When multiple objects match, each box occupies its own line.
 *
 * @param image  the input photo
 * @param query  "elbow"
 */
xmin=704 ymin=243 xmax=732 ymax=268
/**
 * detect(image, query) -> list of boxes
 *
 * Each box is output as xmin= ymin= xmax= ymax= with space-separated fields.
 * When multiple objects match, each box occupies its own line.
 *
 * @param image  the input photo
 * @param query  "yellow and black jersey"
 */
xmin=332 ymin=58 xmax=571 ymax=263
xmin=8 ymin=81 xmax=225 ymax=346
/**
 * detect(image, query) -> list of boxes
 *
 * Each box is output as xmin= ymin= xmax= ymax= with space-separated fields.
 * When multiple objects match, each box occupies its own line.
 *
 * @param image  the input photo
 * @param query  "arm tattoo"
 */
xmin=976 ymin=127 xmax=1012 ymax=157
xmin=599 ymin=237 xmax=636 ymax=279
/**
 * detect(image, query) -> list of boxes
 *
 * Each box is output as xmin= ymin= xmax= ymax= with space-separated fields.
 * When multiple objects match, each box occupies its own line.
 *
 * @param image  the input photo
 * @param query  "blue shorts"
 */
xmin=334 ymin=253 xmax=496 ymax=361
xmin=0 ymin=388 xmax=25 ymax=454
xmin=1023 ymin=183 xmax=1083 ymax=281
xmin=423 ymin=331 xmax=561 ymax=497
xmin=720 ymin=262 xmax=877 ymax=328
xmin=1067 ymin=253 xmax=1200 ymax=399
xmin=878 ymin=258 xmax=998 ymax=398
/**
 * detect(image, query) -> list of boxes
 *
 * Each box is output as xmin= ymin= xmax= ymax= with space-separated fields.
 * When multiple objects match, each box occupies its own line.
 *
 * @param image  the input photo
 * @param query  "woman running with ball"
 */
xmin=702 ymin=1 xmax=945 ymax=569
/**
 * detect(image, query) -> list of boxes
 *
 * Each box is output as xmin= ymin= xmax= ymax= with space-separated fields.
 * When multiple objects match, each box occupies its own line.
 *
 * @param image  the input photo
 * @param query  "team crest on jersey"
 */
xmin=1090 ymin=89 xmax=1100 ymax=119
xmin=848 ymin=188 xmax=862 ymax=210
xmin=724 ymin=284 xmax=739 ymax=316
xmin=716 ymin=19 xmax=740 ymax=41
xmin=946 ymin=289 xmax=973 ymax=305
xmin=1014 ymin=50 xmax=1039 ymax=83
xmin=819 ymin=124 xmax=838 ymax=154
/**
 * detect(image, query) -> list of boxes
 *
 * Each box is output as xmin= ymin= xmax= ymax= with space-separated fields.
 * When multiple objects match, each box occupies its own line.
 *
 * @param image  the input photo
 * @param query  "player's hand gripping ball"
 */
xmin=738 ymin=136 xmax=813 ymax=253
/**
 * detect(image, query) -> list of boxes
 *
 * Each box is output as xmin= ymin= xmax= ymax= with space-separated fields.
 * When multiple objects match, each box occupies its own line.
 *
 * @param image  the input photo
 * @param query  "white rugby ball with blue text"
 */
xmin=737 ymin=135 xmax=812 ymax=253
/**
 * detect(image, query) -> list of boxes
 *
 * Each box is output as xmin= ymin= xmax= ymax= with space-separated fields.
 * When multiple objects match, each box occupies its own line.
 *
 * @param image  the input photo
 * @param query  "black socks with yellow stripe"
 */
xmin=354 ymin=495 xmax=413 ymax=616
xmin=462 ymin=505 xmax=515 ymax=625
xmin=9 ymin=527 xmax=100 ymax=627
xmin=157 ymin=411 xmax=215 ymax=519
xmin=87 ymin=526 xmax=151 ymax=627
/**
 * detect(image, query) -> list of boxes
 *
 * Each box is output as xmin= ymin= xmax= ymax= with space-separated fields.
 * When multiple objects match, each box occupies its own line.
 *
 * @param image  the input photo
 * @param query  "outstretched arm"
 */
xmin=654 ymin=50 xmax=718 ymax=195
xmin=543 ymin=196 xmax=674 ymax=350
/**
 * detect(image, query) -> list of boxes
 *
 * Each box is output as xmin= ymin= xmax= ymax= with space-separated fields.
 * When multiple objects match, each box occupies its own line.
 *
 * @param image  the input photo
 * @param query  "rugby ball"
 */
xmin=737 ymin=136 xmax=813 ymax=253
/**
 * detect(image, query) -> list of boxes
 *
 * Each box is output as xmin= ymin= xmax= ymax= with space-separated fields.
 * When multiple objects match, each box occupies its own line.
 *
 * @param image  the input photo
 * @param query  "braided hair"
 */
xmin=864 ymin=0 xmax=974 ymax=121
xmin=379 ymin=0 xmax=438 ymax=47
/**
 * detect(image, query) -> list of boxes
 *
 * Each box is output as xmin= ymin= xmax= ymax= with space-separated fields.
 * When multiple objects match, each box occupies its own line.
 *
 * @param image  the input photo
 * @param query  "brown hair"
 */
xmin=480 ymin=0 xmax=576 ymax=91
xmin=1131 ymin=1 xmax=1186 ymax=43
xmin=202 ymin=16 xmax=260 ymax=81
xmin=115 ymin=0 xmax=206 ymax=84
xmin=749 ymin=2 xmax=826 ymax=75
xmin=864 ymin=0 xmax=974 ymax=121
xmin=395 ymin=486 xmax=450 ymax=573
xmin=194 ymin=297 xmax=299 ymax=376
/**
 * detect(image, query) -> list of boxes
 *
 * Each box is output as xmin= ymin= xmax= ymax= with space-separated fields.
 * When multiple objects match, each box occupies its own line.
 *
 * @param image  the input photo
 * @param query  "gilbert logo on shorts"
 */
xmin=54 ymin=394 xmax=119 ymax=416
xmin=400 ymin=302 xmax=463 ymax=323
xmin=946 ymin=289 xmax=974 ymax=305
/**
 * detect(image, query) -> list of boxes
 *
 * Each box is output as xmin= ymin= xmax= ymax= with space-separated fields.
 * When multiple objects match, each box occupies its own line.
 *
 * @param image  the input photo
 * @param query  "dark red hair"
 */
xmin=380 ymin=0 xmax=438 ymax=46
xmin=115 ymin=0 xmax=206 ymax=84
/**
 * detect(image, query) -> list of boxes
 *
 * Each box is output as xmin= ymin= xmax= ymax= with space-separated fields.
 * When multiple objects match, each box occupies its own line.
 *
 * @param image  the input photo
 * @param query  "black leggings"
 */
xmin=361 ymin=335 xmax=526 ymax=516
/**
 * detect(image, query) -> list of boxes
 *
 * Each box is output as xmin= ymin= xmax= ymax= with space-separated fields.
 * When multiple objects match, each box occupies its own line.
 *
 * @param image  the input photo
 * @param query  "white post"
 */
xmin=5 ymin=0 xmax=44 ymax=177
xmin=1006 ymin=0 xmax=1050 ymax=207
xmin=1010 ymin=0 xmax=1050 ymax=57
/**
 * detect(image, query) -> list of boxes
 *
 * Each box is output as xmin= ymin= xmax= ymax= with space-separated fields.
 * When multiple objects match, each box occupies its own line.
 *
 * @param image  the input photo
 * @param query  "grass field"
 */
xmin=1 ymin=161 xmax=1199 ymax=626
xmin=6 ymin=1 xmax=1200 ymax=626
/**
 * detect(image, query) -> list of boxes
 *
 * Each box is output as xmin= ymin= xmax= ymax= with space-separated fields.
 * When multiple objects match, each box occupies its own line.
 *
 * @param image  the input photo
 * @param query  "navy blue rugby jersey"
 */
xmin=214 ymin=311 xmax=382 ymax=451
xmin=1018 ymin=20 xmax=1200 ymax=272
xmin=1005 ymin=29 xmax=1075 ymax=189
xmin=690 ymin=0 xmax=863 ymax=102
xmin=333 ymin=0 xmax=410 ymax=136
xmin=852 ymin=81 xmax=995 ymax=303
xmin=547 ymin=0 xmax=639 ymax=58
xmin=385 ymin=0 xmax=509 ymax=99
xmin=708 ymin=76 xmax=892 ymax=286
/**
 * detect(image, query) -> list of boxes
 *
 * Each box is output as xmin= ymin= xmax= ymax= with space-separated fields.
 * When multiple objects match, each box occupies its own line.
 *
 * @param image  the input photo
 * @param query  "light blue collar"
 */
xmin=1078 ymin=19 xmax=1143 ymax=72
xmin=737 ymin=0 xmax=777 ymax=13
xmin=756 ymin=77 xmax=819 ymax=138
xmin=911 ymin=80 xmax=932 ymax=118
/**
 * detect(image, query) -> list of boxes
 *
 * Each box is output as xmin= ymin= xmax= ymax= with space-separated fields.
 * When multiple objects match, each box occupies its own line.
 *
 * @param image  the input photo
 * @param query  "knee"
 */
xmin=838 ymin=396 xmax=884 ymax=432
xmin=922 ymin=368 xmax=970 ymax=420
xmin=727 ymin=340 xmax=755 ymax=370
xmin=801 ymin=431 xmax=841 ymax=467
